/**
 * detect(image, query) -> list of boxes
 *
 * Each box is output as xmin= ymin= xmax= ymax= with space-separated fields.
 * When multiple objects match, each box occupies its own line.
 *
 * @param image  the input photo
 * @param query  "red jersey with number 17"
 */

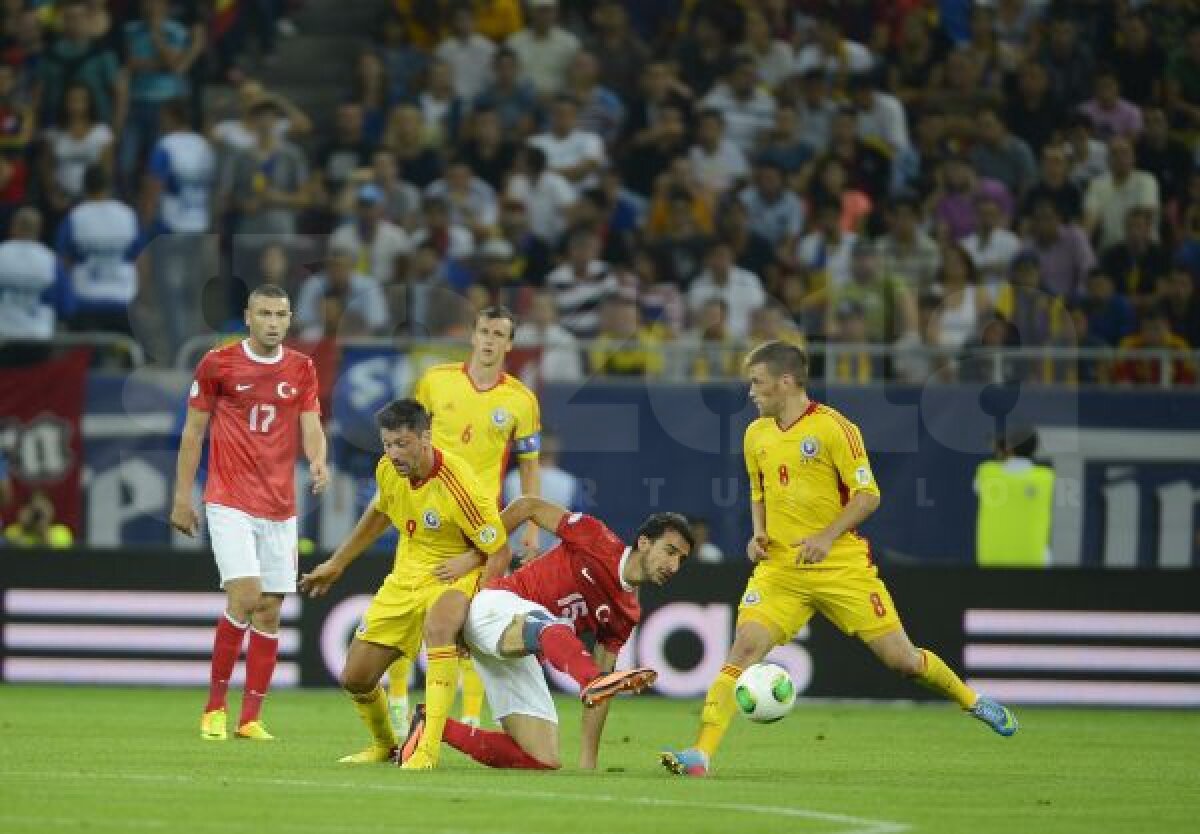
xmin=489 ymin=512 xmax=639 ymax=654
xmin=189 ymin=340 xmax=320 ymax=520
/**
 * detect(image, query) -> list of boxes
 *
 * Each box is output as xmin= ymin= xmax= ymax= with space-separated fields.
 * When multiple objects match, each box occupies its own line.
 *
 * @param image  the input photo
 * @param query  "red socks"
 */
xmin=239 ymin=628 xmax=279 ymax=726
xmin=205 ymin=613 xmax=247 ymax=712
xmin=442 ymin=718 xmax=553 ymax=769
xmin=538 ymin=623 xmax=600 ymax=688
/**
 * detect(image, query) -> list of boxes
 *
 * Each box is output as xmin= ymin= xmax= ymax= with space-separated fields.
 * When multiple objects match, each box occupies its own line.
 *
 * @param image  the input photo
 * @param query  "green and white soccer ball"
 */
xmin=734 ymin=663 xmax=796 ymax=723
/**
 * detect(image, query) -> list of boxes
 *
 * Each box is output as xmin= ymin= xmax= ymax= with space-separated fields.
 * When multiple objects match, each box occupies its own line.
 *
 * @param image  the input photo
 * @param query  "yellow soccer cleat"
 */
xmin=235 ymin=720 xmax=276 ymax=741
xmin=399 ymin=748 xmax=436 ymax=770
xmin=337 ymin=744 xmax=397 ymax=764
xmin=200 ymin=709 xmax=227 ymax=741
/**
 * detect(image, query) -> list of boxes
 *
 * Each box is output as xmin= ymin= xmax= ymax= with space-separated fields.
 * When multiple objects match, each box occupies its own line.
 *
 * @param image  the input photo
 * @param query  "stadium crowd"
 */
xmin=0 ymin=0 xmax=1198 ymax=385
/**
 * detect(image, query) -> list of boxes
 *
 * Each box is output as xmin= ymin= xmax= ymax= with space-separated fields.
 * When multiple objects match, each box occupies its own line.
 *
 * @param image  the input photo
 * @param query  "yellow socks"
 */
xmin=459 ymin=656 xmax=485 ymax=724
xmin=350 ymin=684 xmax=397 ymax=748
xmin=388 ymin=655 xmax=411 ymax=727
xmin=420 ymin=646 xmax=460 ymax=764
xmin=695 ymin=664 xmax=742 ymax=757
xmin=913 ymin=648 xmax=977 ymax=709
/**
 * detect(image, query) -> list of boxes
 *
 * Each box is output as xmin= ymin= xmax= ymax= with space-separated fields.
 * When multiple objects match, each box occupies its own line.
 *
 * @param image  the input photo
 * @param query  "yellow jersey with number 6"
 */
xmin=744 ymin=402 xmax=880 ymax=570
xmin=413 ymin=363 xmax=541 ymax=501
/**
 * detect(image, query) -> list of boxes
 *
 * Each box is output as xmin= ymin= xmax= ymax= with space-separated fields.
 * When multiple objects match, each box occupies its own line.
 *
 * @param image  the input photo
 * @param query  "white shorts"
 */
xmin=205 ymin=503 xmax=298 ymax=594
xmin=463 ymin=589 xmax=558 ymax=723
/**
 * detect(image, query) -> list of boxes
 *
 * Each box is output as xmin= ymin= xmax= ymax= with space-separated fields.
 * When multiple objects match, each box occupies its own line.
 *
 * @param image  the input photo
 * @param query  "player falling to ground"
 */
xmin=399 ymin=496 xmax=694 ymax=770
xmin=300 ymin=398 xmax=512 ymax=770
xmin=662 ymin=340 xmax=1018 ymax=778
xmin=172 ymin=284 xmax=328 ymax=742
xmin=387 ymin=305 xmax=541 ymax=731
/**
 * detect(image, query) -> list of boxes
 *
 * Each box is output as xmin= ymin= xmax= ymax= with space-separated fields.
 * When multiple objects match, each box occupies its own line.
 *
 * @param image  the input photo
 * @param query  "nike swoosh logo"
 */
xmin=236 ymin=384 xmax=252 ymax=391
xmin=581 ymin=567 xmax=595 ymax=584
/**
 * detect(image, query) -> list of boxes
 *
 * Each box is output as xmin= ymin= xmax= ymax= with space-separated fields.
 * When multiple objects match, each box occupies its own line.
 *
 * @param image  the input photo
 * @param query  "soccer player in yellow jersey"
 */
xmin=387 ymin=305 xmax=542 ymax=729
xmin=661 ymin=341 xmax=1018 ymax=778
xmin=300 ymin=399 xmax=512 ymax=770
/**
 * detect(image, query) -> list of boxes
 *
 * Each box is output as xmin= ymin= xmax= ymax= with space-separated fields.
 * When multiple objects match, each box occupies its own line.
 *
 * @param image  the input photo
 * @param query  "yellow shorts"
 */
xmin=737 ymin=564 xmax=902 ymax=644
xmin=357 ymin=569 xmax=481 ymax=659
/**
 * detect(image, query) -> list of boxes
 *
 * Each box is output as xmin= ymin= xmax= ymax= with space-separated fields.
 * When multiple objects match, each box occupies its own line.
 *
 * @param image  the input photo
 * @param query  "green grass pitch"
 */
xmin=1 ymin=685 xmax=1197 ymax=834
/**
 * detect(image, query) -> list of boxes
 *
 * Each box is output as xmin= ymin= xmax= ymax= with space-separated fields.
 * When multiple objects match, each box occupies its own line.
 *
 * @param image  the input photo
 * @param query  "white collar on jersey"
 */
xmin=617 ymin=546 xmax=634 ymax=592
xmin=241 ymin=339 xmax=284 ymax=364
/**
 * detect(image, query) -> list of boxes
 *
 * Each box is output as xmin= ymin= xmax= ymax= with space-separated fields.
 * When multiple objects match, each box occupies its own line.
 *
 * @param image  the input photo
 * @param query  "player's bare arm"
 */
xmin=747 ymin=500 xmax=768 ymax=562
xmin=578 ymin=644 xmax=618 ymax=770
xmin=479 ymin=541 xmax=514 ymax=586
xmin=500 ymin=494 xmax=567 ymax=537
xmin=299 ymin=503 xmax=391 ymax=596
xmin=299 ymin=412 xmax=329 ymax=494
xmin=795 ymin=492 xmax=881 ymax=565
xmin=432 ymin=550 xmax=485 ymax=583
xmin=170 ymin=407 xmax=210 ymax=536
xmin=516 ymin=456 xmax=541 ymax=558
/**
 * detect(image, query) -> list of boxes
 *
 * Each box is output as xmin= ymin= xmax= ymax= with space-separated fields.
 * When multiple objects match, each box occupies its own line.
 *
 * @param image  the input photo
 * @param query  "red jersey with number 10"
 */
xmin=489 ymin=512 xmax=639 ymax=653
xmin=189 ymin=340 xmax=320 ymax=520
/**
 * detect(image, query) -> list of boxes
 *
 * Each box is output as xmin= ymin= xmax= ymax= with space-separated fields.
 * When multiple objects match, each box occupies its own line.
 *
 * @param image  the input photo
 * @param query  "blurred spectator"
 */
xmin=887 ymin=13 xmax=944 ymax=110
xmin=211 ymin=80 xmax=310 ymax=154
xmin=60 ymin=164 xmax=140 ymax=337
xmin=736 ymin=7 xmax=792 ymax=90
xmin=828 ymin=300 xmax=879 ymax=383
xmin=699 ymin=56 xmax=775 ymax=156
xmin=994 ymin=252 xmax=1059 ymax=352
xmin=0 ymin=448 xmax=11 ymax=511
xmin=1063 ymin=113 xmax=1109 ymax=188
xmin=426 ymin=159 xmax=497 ymax=238
xmin=793 ymin=198 xmax=857 ymax=291
xmin=503 ymin=427 xmax=583 ymax=551
xmin=629 ymin=247 xmax=684 ymax=336
xmin=878 ymin=195 xmax=940 ymax=293
xmin=1099 ymin=206 xmax=1170 ymax=311
xmin=931 ymin=154 xmax=1013 ymax=242
xmin=564 ymin=50 xmax=624 ymax=145
xmin=528 ymin=94 xmax=606 ymax=187
xmin=826 ymin=242 xmax=917 ymax=347
xmin=1080 ymin=268 xmax=1136 ymax=347
xmin=505 ymin=0 xmax=579 ymax=98
xmin=295 ymin=242 xmax=389 ymax=340
xmin=793 ymin=69 xmax=837 ymax=154
xmin=1112 ymin=308 xmax=1197 ymax=386
xmin=382 ymin=105 xmax=442 ymax=188
xmin=1159 ymin=266 xmax=1200 ymax=348
xmin=1064 ymin=303 xmax=1111 ymax=386
xmin=1166 ymin=23 xmax=1200 ymax=130
xmin=1026 ymin=198 xmax=1095 ymax=300
xmin=349 ymin=50 xmax=389 ymax=146
xmin=584 ymin=1 xmax=649 ymax=105
xmin=329 ymin=183 xmax=412 ymax=284
xmin=686 ymin=516 xmax=725 ymax=564
xmin=824 ymin=108 xmax=890 ymax=202
xmin=848 ymin=72 xmax=910 ymax=161
xmin=409 ymin=194 xmax=474 ymax=260
xmin=687 ymin=239 xmax=766 ymax=341
xmin=495 ymin=195 xmax=553 ymax=284
xmin=473 ymin=47 xmax=540 ymax=138
xmin=1003 ymin=62 xmax=1060 ymax=157
xmin=412 ymin=57 xmax=464 ymax=147
xmin=1020 ymin=144 xmax=1083 ymax=226
xmin=36 ymin=0 xmax=121 ymax=127
xmin=435 ymin=6 xmax=495 ymax=102
xmin=1110 ymin=13 xmax=1163 ymax=107
xmin=231 ymin=98 xmax=309 ymax=241
xmin=1079 ymin=67 xmax=1143 ymax=140
xmin=738 ymin=158 xmax=803 ymax=248
xmin=505 ymin=144 xmax=574 ymax=246
xmin=794 ymin=14 xmax=874 ymax=81
xmin=683 ymin=298 xmax=737 ymax=381
xmin=1040 ymin=12 xmax=1095 ymax=105
xmin=469 ymin=237 xmax=522 ymax=309
xmin=546 ymin=226 xmax=616 ymax=338
xmin=745 ymin=303 xmax=805 ymax=352
xmin=119 ymin=0 xmax=198 ymax=192
xmin=3 ymin=490 xmax=74 ymax=548
xmin=40 ymin=83 xmax=112 ymax=216
xmin=1136 ymin=107 xmax=1192 ymax=207
xmin=457 ymin=107 xmax=516 ymax=191
xmin=647 ymin=184 xmax=710 ymax=287
xmin=688 ymin=108 xmax=748 ymax=195
xmin=754 ymin=103 xmax=815 ymax=174
xmin=671 ymin=8 xmax=734 ymax=96
xmin=717 ymin=196 xmax=774 ymax=278
xmin=1083 ymin=136 xmax=1160 ymax=251
xmin=337 ymin=149 xmax=422 ymax=230
xmin=968 ymin=108 xmax=1036 ymax=200
xmin=963 ymin=194 xmax=1021 ymax=292
xmin=975 ymin=427 xmax=1054 ymax=568
xmin=0 ymin=207 xmax=66 ymax=346
xmin=315 ymin=102 xmax=373 ymax=210
xmin=620 ymin=101 xmax=689 ymax=198
xmin=588 ymin=295 xmax=663 ymax=377
xmin=0 ymin=63 xmax=33 ymax=161
xmin=512 ymin=289 xmax=583 ymax=382
xmin=927 ymin=243 xmax=986 ymax=356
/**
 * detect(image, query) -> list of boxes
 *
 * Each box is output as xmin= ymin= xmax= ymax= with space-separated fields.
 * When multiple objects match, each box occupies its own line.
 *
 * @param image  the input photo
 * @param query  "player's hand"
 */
xmin=795 ymin=532 xmax=835 ymax=565
xmin=747 ymin=534 xmax=768 ymax=563
xmin=519 ymin=530 xmax=541 ymax=564
xmin=299 ymin=560 xmax=344 ymax=596
xmin=433 ymin=552 xmax=483 ymax=583
xmin=309 ymin=460 xmax=329 ymax=495
xmin=170 ymin=501 xmax=199 ymax=537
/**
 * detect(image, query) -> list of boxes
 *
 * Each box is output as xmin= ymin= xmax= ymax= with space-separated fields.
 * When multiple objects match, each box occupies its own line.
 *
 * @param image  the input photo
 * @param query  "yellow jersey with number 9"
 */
xmin=413 ymin=363 xmax=541 ymax=502
xmin=744 ymin=402 xmax=880 ymax=570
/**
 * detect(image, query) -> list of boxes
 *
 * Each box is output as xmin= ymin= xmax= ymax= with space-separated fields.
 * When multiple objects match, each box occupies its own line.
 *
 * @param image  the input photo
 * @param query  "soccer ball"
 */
xmin=734 ymin=663 xmax=796 ymax=723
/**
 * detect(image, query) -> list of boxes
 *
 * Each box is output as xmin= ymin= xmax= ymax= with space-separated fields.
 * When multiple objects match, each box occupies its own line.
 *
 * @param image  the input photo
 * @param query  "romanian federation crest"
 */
xmin=800 ymin=436 xmax=820 ymax=458
xmin=491 ymin=408 xmax=509 ymax=427
xmin=422 ymin=509 xmax=441 ymax=529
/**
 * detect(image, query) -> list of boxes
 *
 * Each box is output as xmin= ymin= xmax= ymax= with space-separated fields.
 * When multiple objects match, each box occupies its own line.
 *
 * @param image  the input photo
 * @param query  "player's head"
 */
xmin=743 ymin=340 xmax=809 ymax=417
xmin=471 ymin=305 xmax=517 ymax=368
xmin=376 ymin=398 xmax=432 ymax=476
xmin=244 ymin=284 xmax=292 ymax=350
xmin=630 ymin=512 xmax=694 ymax=586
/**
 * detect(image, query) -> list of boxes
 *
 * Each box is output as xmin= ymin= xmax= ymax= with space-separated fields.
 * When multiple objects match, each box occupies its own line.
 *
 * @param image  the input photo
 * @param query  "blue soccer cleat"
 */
xmin=969 ymin=696 xmax=1019 ymax=737
xmin=659 ymin=747 xmax=710 ymax=777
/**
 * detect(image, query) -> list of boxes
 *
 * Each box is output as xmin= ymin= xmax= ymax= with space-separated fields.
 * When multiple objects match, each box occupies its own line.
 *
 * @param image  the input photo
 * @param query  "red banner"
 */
xmin=0 ymin=350 xmax=89 ymax=534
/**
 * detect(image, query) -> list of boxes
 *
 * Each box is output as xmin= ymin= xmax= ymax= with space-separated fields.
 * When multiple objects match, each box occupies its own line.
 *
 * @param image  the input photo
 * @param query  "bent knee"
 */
xmin=340 ymin=671 xmax=377 ymax=695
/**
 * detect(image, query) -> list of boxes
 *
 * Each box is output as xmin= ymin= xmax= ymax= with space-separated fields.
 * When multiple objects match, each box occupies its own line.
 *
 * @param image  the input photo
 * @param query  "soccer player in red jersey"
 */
xmin=171 ymin=284 xmax=329 ymax=742
xmin=398 ymin=496 xmax=693 ymax=770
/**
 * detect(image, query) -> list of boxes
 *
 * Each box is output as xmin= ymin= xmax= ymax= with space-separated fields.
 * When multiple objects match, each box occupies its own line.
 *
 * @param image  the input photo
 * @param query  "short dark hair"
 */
xmin=635 ymin=512 xmax=695 ymax=556
xmin=476 ymin=304 xmax=517 ymax=336
xmin=744 ymin=340 xmax=809 ymax=387
xmin=375 ymin=398 xmax=431 ymax=433
xmin=248 ymin=283 xmax=290 ymax=304
xmin=83 ymin=163 xmax=109 ymax=196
